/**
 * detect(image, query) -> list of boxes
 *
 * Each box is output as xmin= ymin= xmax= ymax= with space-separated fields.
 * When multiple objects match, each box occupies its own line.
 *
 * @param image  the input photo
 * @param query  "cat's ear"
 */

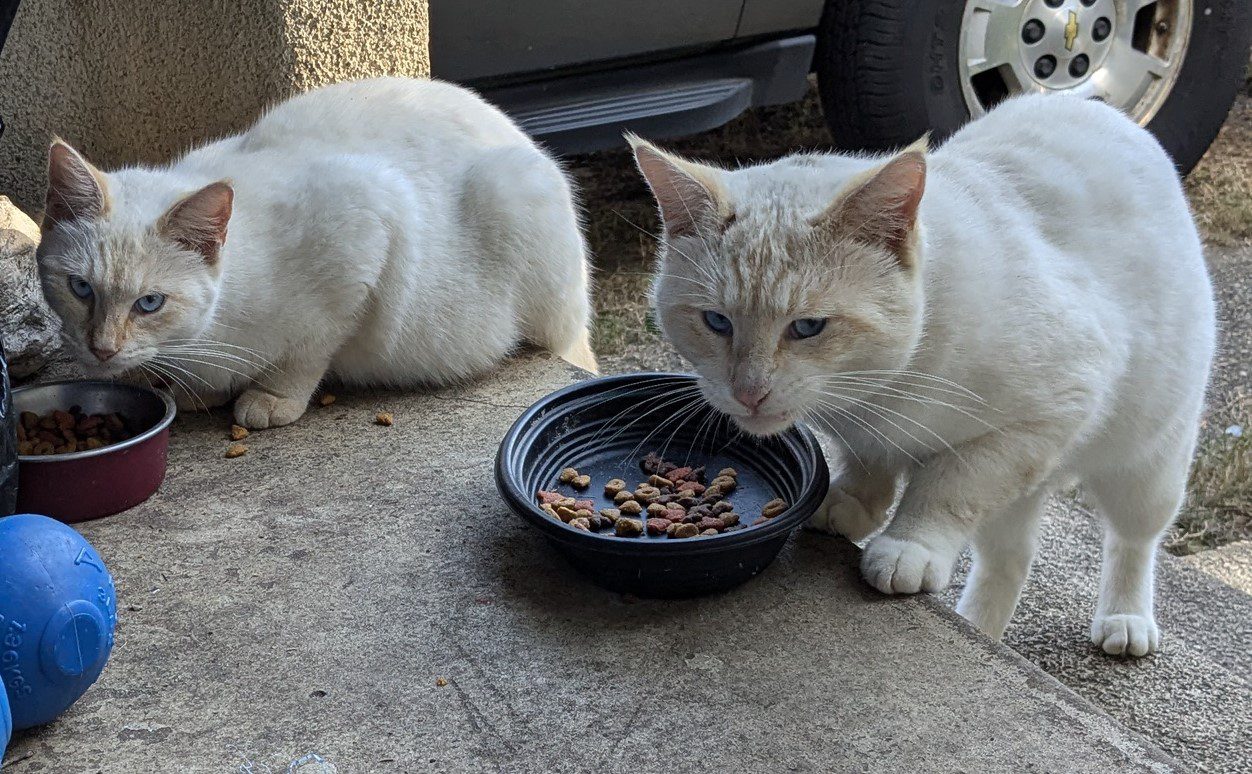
xmin=44 ymin=139 xmax=110 ymax=231
xmin=159 ymin=181 xmax=234 ymax=265
xmin=628 ymin=134 xmax=730 ymax=238
xmin=815 ymin=136 xmax=928 ymax=267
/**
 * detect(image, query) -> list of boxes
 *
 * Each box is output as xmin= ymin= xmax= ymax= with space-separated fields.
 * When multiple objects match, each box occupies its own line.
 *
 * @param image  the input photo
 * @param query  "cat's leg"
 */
xmin=862 ymin=422 xmax=1071 ymax=596
xmin=954 ymin=488 xmax=1047 ymax=640
xmin=808 ymin=463 xmax=897 ymax=542
xmin=1081 ymin=445 xmax=1192 ymax=657
xmin=233 ymin=355 xmax=328 ymax=429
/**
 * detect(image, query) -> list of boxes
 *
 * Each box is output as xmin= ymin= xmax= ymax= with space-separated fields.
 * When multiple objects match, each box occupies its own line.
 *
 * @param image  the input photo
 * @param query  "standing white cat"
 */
xmin=38 ymin=77 xmax=597 ymax=428
xmin=633 ymin=94 xmax=1214 ymax=656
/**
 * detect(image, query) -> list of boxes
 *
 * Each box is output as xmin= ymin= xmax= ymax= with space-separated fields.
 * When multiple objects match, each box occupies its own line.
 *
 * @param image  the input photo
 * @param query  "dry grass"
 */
xmin=1184 ymin=94 xmax=1252 ymax=247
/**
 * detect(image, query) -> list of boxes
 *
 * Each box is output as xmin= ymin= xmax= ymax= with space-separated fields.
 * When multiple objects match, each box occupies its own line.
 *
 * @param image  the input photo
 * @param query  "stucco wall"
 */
xmin=0 ymin=0 xmax=431 ymax=214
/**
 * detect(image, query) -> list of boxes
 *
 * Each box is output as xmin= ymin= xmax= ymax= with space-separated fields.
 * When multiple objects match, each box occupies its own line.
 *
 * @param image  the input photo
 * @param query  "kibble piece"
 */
xmin=229 ymin=424 xmax=249 ymax=441
xmin=664 ymin=507 xmax=686 ymax=523
xmin=640 ymin=452 xmax=666 ymax=475
xmin=224 ymin=443 xmax=248 ymax=459
xmin=700 ymin=528 xmax=719 ymax=536
xmin=646 ymin=518 xmax=670 ymax=536
xmin=677 ymin=482 xmax=706 ymax=496
xmin=599 ymin=508 xmax=621 ymax=523
xmin=718 ymin=467 xmax=738 ymax=479
xmin=555 ymin=505 xmax=579 ymax=523
xmin=574 ymin=509 xmax=595 ymax=521
xmin=673 ymin=523 xmax=700 ymax=539
xmin=711 ymin=501 xmax=735 ymax=516
xmin=721 ymin=512 xmax=741 ymax=527
xmin=619 ymin=500 xmax=643 ymax=516
xmin=677 ymin=496 xmax=698 ymax=509
xmin=588 ymin=514 xmax=607 ymax=531
xmin=19 ymin=411 xmax=38 ymax=430
xmin=572 ymin=474 xmax=592 ymax=490
xmin=573 ymin=499 xmax=596 ymax=511
xmin=537 ymin=490 xmax=564 ymax=505
xmin=761 ymin=498 xmax=789 ymax=519
xmin=615 ymin=518 xmax=644 ymax=537
xmin=635 ymin=484 xmax=662 ymax=502
xmin=319 ymin=393 xmax=336 ymax=407
xmin=711 ymin=475 xmax=737 ymax=492
xmin=375 ymin=412 xmax=394 ymax=426
xmin=613 ymin=490 xmax=636 ymax=505
xmin=698 ymin=516 xmax=725 ymax=532
xmin=701 ymin=487 xmax=724 ymax=504
xmin=559 ymin=467 xmax=579 ymax=484
xmin=570 ymin=517 xmax=592 ymax=531
xmin=604 ymin=478 xmax=627 ymax=497
xmin=435 ymin=677 xmax=448 ymax=687
xmin=646 ymin=503 xmax=668 ymax=518
xmin=667 ymin=466 xmax=694 ymax=483
xmin=556 ymin=497 xmax=577 ymax=510
xmin=540 ymin=504 xmax=560 ymax=520
xmin=647 ymin=474 xmax=673 ymax=489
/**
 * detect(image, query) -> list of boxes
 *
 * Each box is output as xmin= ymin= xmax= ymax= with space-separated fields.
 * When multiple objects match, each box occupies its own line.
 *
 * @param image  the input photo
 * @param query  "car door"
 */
xmin=430 ymin=0 xmax=745 ymax=82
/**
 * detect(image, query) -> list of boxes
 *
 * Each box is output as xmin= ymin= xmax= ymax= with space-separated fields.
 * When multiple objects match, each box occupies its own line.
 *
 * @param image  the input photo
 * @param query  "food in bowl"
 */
xmin=16 ymin=407 xmax=132 ymax=455
xmin=536 ymin=453 xmax=788 ymax=539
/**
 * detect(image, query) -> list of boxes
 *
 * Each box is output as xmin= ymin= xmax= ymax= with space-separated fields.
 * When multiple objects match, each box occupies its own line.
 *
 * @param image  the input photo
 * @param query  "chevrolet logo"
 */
xmin=1064 ymin=11 xmax=1079 ymax=51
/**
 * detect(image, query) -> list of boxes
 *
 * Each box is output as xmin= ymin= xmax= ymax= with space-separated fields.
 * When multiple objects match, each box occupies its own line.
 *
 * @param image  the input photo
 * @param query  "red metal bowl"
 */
xmin=12 ymin=381 xmax=176 ymax=523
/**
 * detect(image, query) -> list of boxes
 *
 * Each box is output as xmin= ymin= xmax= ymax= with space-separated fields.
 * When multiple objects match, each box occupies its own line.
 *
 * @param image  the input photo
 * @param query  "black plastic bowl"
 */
xmin=496 ymin=373 xmax=829 ymax=597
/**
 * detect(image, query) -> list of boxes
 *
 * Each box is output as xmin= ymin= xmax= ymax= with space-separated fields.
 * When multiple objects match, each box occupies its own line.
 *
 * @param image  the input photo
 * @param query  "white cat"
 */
xmin=37 ymin=77 xmax=597 ymax=428
xmin=633 ymin=94 xmax=1215 ymax=656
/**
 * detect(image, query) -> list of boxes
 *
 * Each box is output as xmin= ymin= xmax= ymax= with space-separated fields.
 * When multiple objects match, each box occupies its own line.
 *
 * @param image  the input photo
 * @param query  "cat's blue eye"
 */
xmin=134 ymin=293 xmax=166 ymax=314
xmin=703 ymin=310 xmax=732 ymax=336
xmin=789 ymin=318 xmax=828 ymax=339
xmin=67 ymin=275 xmax=93 ymax=300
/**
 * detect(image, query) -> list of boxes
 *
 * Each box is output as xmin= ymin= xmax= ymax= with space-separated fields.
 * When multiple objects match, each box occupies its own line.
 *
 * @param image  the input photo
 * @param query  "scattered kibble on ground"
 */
xmin=17 ymin=407 xmax=131 ymax=455
xmin=319 ymin=393 xmax=336 ymax=407
xmin=536 ymin=453 xmax=787 ymax=539
xmin=435 ymin=677 xmax=448 ymax=687
xmin=229 ymin=424 xmax=249 ymax=441
xmin=375 ymin=411 xmax=394 ymax=426
xmin=224 ymin=443 xmax=249 ymax=459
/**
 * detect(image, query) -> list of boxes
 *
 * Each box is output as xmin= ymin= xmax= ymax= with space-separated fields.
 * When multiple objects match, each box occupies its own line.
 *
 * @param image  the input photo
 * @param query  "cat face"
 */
xmin=633 ymin=138 xmax=928 ymax=437
xmin=36 ymin=141 xmax=232 ymax=377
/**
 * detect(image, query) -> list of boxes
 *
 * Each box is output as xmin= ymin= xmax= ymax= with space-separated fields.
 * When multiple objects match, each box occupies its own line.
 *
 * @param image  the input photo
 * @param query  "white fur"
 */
xmin=640 ymin=95 xmax=1215 ymax=655
xmin=38 ymin=77 xmax=597 ymax=428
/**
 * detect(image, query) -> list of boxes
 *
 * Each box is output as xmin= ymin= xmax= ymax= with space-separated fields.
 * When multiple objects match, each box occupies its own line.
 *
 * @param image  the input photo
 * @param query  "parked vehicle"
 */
xmin=432 ymin=0 xmax=1252 ymax=172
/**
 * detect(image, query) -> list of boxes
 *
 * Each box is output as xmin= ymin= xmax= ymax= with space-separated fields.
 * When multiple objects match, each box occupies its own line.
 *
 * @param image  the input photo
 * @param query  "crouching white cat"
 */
xmin=632 ymin=94 xmax=1215 ymax=656
xmin=38 ymin=77 xmax=597 ymax=429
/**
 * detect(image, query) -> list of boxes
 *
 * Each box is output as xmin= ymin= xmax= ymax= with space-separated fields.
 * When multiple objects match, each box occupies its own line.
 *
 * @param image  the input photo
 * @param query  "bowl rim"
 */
xmin=12 ymin=380 xmax=177 ymax=463
xmin=496 ymin=372 xmax=829 ymax=555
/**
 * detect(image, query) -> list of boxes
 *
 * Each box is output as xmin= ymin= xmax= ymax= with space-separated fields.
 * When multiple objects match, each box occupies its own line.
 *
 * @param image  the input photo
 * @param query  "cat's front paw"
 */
xmin=234 ymin=389 xmax=307 ymax=429
xmin=1090 ymin=614 xmax=1159 ymax=657
xmin=862 ymin=535 xmax=956 ymax=595
xmin=808 ymin=487 xmax=885 ymax=542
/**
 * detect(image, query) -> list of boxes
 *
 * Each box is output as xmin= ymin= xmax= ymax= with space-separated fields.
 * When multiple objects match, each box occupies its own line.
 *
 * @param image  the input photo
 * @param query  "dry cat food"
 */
xmin=535 ymin=454 xmax=789 ymax=539
xmin=16 ymin=407 xmax=132 ymax=456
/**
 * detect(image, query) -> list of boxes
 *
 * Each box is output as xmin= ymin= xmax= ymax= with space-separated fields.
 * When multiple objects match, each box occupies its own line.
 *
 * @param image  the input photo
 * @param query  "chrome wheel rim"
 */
xmin=958 ymin=0 xmax=1191 ymax=124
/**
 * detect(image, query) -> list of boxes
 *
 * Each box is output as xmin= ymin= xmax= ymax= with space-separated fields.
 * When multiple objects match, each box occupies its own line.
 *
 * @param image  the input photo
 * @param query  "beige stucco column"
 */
xmin=0 ymin=0 xmax=432 ymax=215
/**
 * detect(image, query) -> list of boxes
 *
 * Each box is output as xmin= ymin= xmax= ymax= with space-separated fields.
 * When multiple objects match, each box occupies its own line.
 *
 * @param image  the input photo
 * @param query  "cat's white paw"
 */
xmin=1090 ymin=614 xmax=1159 ymax=657
xmin=234 ymin=389 xmax=307 ymax=429
xmin=861 ymin=535 xmax=956 ymax=595
xmin=808 ymin=487 xmax=883 ymax=542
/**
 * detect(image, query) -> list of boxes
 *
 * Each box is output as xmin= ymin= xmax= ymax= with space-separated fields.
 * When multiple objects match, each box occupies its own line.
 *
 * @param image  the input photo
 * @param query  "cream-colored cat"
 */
xmin=37 ymin=77 xmax=596 ymax=428
xmin=634 ymin=94 xmax=1215 ymax=656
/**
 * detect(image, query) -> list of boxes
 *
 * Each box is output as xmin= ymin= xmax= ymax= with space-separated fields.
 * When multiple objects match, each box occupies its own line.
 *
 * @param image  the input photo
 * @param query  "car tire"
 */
xmin=814 ymin=0 xmax=1252 ymax=173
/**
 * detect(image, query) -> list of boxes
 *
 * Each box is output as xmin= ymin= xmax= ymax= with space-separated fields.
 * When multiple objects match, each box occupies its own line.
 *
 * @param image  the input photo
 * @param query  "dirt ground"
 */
xmin=569 ymin=85 xmax=1252 ymax=554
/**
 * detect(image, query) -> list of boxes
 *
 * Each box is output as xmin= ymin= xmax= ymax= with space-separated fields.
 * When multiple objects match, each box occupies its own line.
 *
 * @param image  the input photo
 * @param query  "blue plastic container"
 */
xmin=0 ymin=514 xmax=116 ymax=734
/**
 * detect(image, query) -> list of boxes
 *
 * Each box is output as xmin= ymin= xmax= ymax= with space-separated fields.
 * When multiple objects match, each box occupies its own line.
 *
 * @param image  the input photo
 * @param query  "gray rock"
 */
xmin=0 ymin=196 xmax=61 ymax=379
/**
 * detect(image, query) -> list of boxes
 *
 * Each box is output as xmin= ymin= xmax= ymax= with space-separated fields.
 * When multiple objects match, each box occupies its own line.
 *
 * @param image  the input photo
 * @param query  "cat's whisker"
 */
xmin=831 ymin=370 xmax=986 ymax=402
xmin=158 ymin=345 xmax=272 ymax=371
xmin=804 ymin=372 xmax=984 ymax=404
xmin=812 ymin=401 xmax=922 ymax=467
xmin=154 ymin=354 xmax=261 ymax=388
xmin=656 ymin=396 xmax=712 ymax=464
xmin=588 ymin=379 xmax=701 ymax=442
xmin=143 ymin=360 xmax=210 ymax=414
xmin=620 ymin=391 xmax=709 ymax=464
xmin=603 ymin=387 xmax=705 ymax=456
xmin=814 ymin=377 xmax=1000 ymax=433
xmin=802 ymin=406 xmax=866 ymax=472
xmin=814 ymin=388 xmax=963 ymax=465
xmin=159 ymin=339 xmax=277 ymax=368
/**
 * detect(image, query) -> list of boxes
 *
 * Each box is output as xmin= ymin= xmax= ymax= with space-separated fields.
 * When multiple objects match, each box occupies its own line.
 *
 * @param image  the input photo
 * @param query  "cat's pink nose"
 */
xmin=90 ymin=346 xmax=118 ymax=362
xmin=733 ymin=387 xmax=770 ymax=412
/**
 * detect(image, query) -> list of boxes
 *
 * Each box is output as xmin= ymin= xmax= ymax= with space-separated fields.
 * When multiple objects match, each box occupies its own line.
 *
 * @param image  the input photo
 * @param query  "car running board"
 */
xmin=483 ymin=35 xmax=816 ymax=155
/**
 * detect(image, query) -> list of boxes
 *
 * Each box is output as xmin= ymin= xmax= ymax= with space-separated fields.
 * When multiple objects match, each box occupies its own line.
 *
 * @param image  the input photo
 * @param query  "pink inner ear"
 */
xmin=163 ymin=182 xmax=233 ymax=264
xmin=633 ymin=144 xmax=721 ymax=238
xmin=46 ymin=143 xmax=106 ymax=226
xmin=843 ymin=151 xmax=926 ymax=255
